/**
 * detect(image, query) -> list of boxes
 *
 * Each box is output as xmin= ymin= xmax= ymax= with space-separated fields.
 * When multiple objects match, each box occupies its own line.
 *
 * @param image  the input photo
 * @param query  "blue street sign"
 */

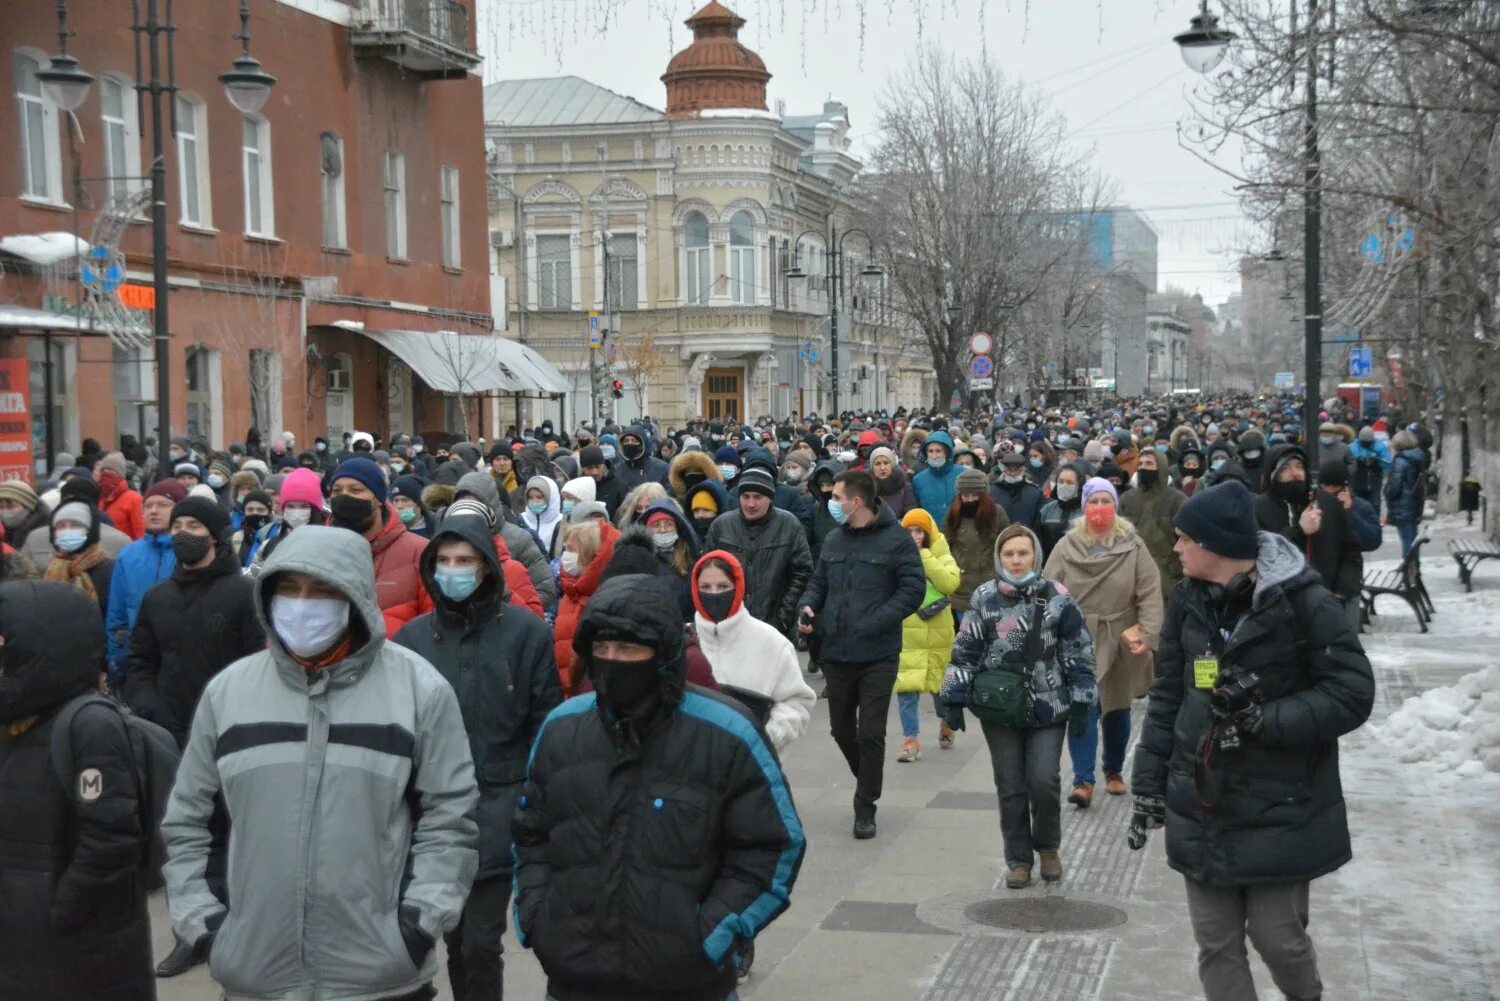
xmin=81 ymin=246 xmax=124 ymax=295
xmin=1349 ymin=347 xmax=1373 ymax=379
xmin=969 ymin=355 xmax=994 ymax=379
xmin=587 ymin=312 xmax=602 ymax=349
xmin=799 ymin=342 xmax=820 ymax=364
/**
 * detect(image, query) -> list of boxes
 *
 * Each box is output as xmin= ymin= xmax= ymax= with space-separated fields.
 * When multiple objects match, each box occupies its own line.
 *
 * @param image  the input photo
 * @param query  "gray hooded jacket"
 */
xmin=161 ymin=525 xmax=479 ymax=1001
xmin=455 ymin=471 xmax=559 ymax=606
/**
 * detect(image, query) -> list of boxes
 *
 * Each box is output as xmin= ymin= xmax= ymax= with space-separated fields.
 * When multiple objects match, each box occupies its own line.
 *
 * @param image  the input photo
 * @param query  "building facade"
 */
xmin=1 ymin=0 xmax=512 ymax=472
xmin=484 ymin=1 xmax=932 ymax=429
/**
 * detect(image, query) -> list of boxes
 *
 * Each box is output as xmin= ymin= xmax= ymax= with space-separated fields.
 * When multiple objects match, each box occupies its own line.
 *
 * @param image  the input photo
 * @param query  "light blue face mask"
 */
xmin=1319 ymin=435 xmax=1334 ymax=446
xmin=719 ymin=465 xmax=738 ymax=480
xmin=1211 ymin=457 xmax=1227 ymax=472
xmin=1156 ymin=444 xmax=1169 ymax=453
xmin=562 ymin=499 xmax=575 ymax=516
xmin=527 ymin=501 xmax=547 ymax=516
xmin=827 ymin=498 xmax=849 ymax=524
xmin=1001 ymin=568 xmax=1037 ymax=587
xmin=1029 ymin=457 xmax=1044 ymax=468
xmin=54 ymin=528 xmax=88 ymax=553
xmin=434 ymin=567 xmax=480 ymax=602
xmin=927 ymin=455 xmax=946 ymax=469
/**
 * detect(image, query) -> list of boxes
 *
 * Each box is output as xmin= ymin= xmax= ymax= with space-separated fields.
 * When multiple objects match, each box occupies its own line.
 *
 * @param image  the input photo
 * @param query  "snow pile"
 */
xmin=0 ymin=232 xmax=89 ymax=266
xmin=1372 ymin=666 xmax=1500 ymax=779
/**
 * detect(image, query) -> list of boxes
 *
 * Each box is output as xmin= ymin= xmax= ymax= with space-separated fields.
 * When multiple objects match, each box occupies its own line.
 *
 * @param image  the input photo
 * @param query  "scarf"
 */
xmin=98 ymin=469 xmax=128 ymax=507
xmin=43 ymin=544 xmax=107 ymax=603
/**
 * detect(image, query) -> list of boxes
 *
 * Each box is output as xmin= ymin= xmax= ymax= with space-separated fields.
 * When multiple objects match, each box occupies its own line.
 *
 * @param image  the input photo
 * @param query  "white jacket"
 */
xmin=694 ymin=607 xmax=815 ymax=750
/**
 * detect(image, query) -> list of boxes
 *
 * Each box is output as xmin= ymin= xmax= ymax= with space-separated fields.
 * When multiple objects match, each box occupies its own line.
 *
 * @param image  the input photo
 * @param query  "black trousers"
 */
xmin=822 ymin=659 xmax=898 ymax=819
xmin=446 ymin=875 xmax=511 ymax=1001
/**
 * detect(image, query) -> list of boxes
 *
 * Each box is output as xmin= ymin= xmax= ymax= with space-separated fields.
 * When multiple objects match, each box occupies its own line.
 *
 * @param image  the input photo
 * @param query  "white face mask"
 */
xmin=270 ymin=594 xmax=350 ymax=660
xmin=282 ymin=507 xmax=313 ymax=528
xmin=561 ymin=551 xmax=581 ymax=576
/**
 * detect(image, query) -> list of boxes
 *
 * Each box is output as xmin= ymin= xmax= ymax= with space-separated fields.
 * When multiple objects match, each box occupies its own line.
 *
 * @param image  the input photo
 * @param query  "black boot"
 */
xmin=155 ymin=936 xmax=202 ymax=978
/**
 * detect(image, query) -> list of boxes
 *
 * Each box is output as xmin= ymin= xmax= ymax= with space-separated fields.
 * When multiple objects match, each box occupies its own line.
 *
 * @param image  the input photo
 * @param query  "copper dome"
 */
xmin=662 ymin=1 xmax=772 ymax=119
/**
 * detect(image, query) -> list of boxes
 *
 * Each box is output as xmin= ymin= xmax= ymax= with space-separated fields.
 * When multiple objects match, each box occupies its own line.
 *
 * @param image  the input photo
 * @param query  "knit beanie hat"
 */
xmin=955 ymin=468 xmax=988 ymax=494
xmin=98 ymin=451 xmax=128 ymax=477
xmin=175 ymin=462 xmax=201 ymax=479
xmin=170 ymin=495 xmax=230 ymax=541
xmin=690 ymin=489 xmax=720 ymax=516
xmin=278 ymin=468 xmax=326 ymax=511
xmin=331 ymin=457 xmax=389 ymax=505
xmin=143 ymin=479 xmax=188 ymax=504
xmin=52 ymin=501 xmax=93 ymax=528
xmin=1358 ymin=426 xmax=1375 ymax=443
xmin=868 ymin=446 xmax=897 ymax=468
xmin=570 ymin=500 xmax=608 ymax=524
xmin=578 ymin=445 xmax=606 ymax=468
xmin=208 ymin=458 xmax=234 ymax=480
xmin=562 ymin=476 xmax=597 ymax=504
xmin=1083 ymin=440 xmax=1106 ymax=464
xmin=445 ymin=496 xmax=497 ymax=531
xmin=1081 ymin=476 xmax=1118 ymax=507
xmin=713 ymin=445 xmax=742 ymax=470
xmin=0 ymin=480 xmax=39 ymax=512
xmin=1173 ymin=480 xmax=1259 ymax=560
xmin=1317 ymin=458 xmax=1349 ymax=488
xmin=737 ymin=466 xmax=777 ymax=500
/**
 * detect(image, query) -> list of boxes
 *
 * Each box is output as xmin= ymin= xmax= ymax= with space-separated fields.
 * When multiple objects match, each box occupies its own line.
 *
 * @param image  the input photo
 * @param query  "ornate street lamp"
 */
xmin=1174 ymin=1 xmax=1236 ymax=74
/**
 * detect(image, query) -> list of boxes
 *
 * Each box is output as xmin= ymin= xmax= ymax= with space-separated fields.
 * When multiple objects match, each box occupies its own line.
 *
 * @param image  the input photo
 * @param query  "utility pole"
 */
xmin=145 ymin=0 xmax=172 ymax=461
xmin=1301 ymin=0 xmax=1323 ymax=471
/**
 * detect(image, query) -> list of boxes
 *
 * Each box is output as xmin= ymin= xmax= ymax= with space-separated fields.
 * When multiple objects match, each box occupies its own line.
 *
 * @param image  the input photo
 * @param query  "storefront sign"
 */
xmin=0 ymin=359 xmax=33 ymax=484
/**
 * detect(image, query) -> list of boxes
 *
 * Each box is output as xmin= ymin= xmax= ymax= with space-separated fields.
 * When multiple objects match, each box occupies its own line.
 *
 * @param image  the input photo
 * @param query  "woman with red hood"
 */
xmin=96 ymin=451 xmax=144 ymax=540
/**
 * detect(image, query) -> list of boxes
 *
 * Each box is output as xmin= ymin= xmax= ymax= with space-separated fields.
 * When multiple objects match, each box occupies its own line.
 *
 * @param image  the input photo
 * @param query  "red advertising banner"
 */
xmin=0 ymin=358 xmax=34 ymax=484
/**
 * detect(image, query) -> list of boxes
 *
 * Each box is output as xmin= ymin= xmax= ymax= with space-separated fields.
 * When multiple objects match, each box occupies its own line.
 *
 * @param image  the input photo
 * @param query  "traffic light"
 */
xmin=592 ymin=360 xmax=612 ymax=401
xmin=611 ymin=378 xmax=624 ymax=400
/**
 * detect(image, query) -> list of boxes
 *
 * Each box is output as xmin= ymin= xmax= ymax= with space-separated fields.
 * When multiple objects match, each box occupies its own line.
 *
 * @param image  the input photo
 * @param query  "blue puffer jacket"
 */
xmin=912 ymin=431 xmax=962 ymax=522
xmin=103 ymin=531 xmax=176 ymax=680
xmin=1384 ymin=449 xmax=1425 ymax=523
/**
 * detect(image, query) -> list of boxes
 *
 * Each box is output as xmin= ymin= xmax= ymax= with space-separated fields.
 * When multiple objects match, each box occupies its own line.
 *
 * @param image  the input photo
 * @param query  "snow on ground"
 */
xmin=1369 ymin=665 xmax=1500 ymax=778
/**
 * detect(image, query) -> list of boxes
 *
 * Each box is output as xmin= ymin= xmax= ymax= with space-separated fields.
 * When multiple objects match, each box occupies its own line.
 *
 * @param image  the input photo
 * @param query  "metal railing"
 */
xmin=357 ymin=0 xmax=469 ymax=51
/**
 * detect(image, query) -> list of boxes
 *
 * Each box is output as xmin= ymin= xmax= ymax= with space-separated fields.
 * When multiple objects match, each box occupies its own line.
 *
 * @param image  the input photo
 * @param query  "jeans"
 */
xmin=1067 ymin=702 xmax=1131 ymax=785
xmin=446 ymin=876 xmax=511 ymax=1001
xmin=981 ymin=722 xmax=1066 ymax=868
xmin=1183 ymin=877 xmax=1322 ymax=1001
xmin=897 ymin=692 xmax=942 ymax=737
xmin=823 ymin=659 xmax=898 ymax=819
xmin=1394 ymin=519 xmax=1418 ymax=557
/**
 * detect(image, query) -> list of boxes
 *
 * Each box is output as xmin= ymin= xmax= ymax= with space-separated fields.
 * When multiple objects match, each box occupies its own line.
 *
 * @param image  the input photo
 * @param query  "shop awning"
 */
xmin=329 ymin=322 xmax=568 ymax=395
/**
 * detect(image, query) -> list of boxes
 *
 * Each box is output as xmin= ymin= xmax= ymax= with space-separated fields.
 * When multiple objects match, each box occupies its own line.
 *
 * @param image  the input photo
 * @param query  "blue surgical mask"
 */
xmin=1029 ymin=457 xmax=1044 ymax=469
xmin=562 ymin=499 xmax=575 ymax=516
xmin=54 ymin=528 xmax=88 ymax=553
xmin=207 ymin=473 xmax=226 ymax=489
xmin=601 ymin=445 xmax=617 ymax=461
xmin=827 ymin=498 xmax=849 ymax=524
xmin=1001 ymin=568 xmax=1037 ymax=587
xmin=433 ymin=567 xmax=481 ymax=602
xmin=1211 ymin=457 xmax=1227 ymax=472
xmin=398 ymin=506 xmax=419 ymax=525
xmin=1155 ymin=444 xmax=1168 ymax=453
xmin=927 ymin=455 xmax=945 ymax=469
xmin=719 ymin=464 xmax=738 ymax=480
xmin=1319 ymin=435 xmax=1334 ymax=446
xmin=527 ymin=501 xmax=547 ymax=516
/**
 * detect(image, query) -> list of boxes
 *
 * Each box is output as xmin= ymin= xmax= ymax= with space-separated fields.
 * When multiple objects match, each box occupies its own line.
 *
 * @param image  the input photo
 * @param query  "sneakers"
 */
xmin=1005 ymin=865 xmax=1032 ymax=889
xmin=1068 ymin=782 xmax=1094 ymax=808
xmin=897 ymin=736 xmax=921 ymax=762
xmin=1039 ymin=851 xmax=1063 ymax=882
xmin=939 ymin=720 xmax=955 ymax=749
xmin=1104 ymin=771 xmax=1127 ymax=796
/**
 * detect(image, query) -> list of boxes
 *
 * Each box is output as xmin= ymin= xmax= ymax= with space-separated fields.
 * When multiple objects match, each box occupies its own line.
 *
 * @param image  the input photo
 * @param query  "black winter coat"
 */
xmin=798 ymin=502 xmax=927 ymax=665
xmin=593 ymin=469 xmax=628 ymax=522
xmin=805 ymin=459 xmax=846 ymax=561
xmin=1131 ymin=533 xmax=1374 ymax=888
xmin=1252 ymin=489 xmax=1363 ymax=601
xmin=989 ymin=476 xmax=1044 ymax=530
xmin=513 ymin=576 xmax=804 ymax=1001
xmin=123 ymin=542 xmax=265 ymax=744
xmin=0 ymin=580 xmax=154 ymax=1001
xmin=705 ymin=507 xmax=813 ymax=636
xmin=393 ymin=516 xmax=561 ymax=880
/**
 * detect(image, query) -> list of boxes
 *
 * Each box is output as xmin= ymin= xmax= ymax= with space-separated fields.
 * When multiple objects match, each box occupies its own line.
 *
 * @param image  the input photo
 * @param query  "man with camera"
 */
xmin=1128 ymin=480 xmax=1374 ymax=1001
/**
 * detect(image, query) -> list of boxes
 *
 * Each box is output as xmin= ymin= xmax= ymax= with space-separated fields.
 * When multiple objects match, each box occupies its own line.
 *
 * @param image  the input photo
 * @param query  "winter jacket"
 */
xmin=1044 ymin=524 xmax=1164 ymax=714
xmin=1253 ymin=458 xmax=1363 ymax=602
xmin=633 ymin=501 xmax=701 ymax=622
xmin=612 ymin=425 xmax=672 ymax=490
xmin=944 ymin=527 xmax=1097 ymax=726
xmin=988 ymin=474 xmax=1044 ymax=530
xmin=362 ymin=505 xmax=431 ymax=635
xmin=1131 ymin=532 xmax=1374 ymax=887
xmin=799 ymin=501 xmax=927 ymax=665
xmin=896 ymin=510 xmax=960 ymax=694
xmin=705 ymin=506 xmax=814 ymax=636
xmin=513 ymin=576 xmax=805 ymax=1001
xmin=0 ymin=581 xmax=154 ymax=1001
xmin=1120 ymin=476 xmax=1188 ymax=592
xmin=873 ymin=463 xmax=920 ymax=521
xmin=392 ymin=515 xmax=562 ymax=880
xmin=23 ymin=517 xmax=130 ymax=570
xmin=592 ymin=468 xmax=628 ymax=522
xmin=912 ymin=431 xmax=962 ymax=522
xmin=1348 ymin=438 xmax=1392 ymax=500
xmin=103 ymin=530 xmax=177 ymax=679
xmin=553 ymin=520 xmax=621 ymax=693
xmin=1036 ymin=495 xmax=1083 ymax=560
xmin=456 ymin=472 xmax=560 ymax=607
xmin=101 ymin=486 xmax=145 ymax=541
xmin=520 ymin=475 xmax=566 ymax=559
xmin=691 ymin=550 xmax=815 ymax=750
xmin=1385 ymin=449 xmax=1425 ymax=524
xmin=162 ymin=525 xmax=479 ymax=1001
xmin=948 ymin=514 xmax=1003 ymax=613
xmin=1347 ymin=495 xmax=1383 ymax=552
xmin=123 ymin=539 xmax=265 ymax=745
xmin=668 ymin=450 xmax=723 ymax=503
xmin=806 ymin=459 xmax=846 ymax=560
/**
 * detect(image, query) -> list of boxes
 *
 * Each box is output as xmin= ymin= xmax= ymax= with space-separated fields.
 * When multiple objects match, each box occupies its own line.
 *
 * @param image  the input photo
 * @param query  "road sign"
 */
xmin=968 ymin=331 xmax=992 ymax=356
xmin=969 ymin=355 xmax=994 ymax=379
xmin=118 ymin=284 xmax=155 ymax=310
xmin=1349 ymin=347 xmax=1373 ymax=379
xmin=587 ymin=311 xmax=602 ymax=349
xmin=80 ymin=246 xmax=124 ymax=296
xmin=969 ymin=378 xmax=994 ymax=391
xmin=799 ymin=341 xmax=820 ymax=364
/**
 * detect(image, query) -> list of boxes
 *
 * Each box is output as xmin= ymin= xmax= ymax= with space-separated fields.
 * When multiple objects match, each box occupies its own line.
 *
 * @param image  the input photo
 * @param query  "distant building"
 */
xmin=1067 ymin=207 xmax=1157 ymax=396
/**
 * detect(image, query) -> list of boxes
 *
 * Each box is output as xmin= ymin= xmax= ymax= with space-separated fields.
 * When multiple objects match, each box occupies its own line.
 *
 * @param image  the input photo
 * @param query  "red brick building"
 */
xmin=0 ymin=0 xmax=519 ymax=471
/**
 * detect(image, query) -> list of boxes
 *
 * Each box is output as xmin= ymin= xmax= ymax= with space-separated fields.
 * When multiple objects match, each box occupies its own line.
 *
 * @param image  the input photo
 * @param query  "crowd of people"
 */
xmin=0 ymin=389 xmax=1411 ymax=1001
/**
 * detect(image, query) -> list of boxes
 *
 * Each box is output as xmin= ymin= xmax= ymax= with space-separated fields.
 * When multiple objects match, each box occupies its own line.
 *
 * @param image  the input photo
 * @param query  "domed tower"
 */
xmin=662 ymin=1 xmax=772 ymax=119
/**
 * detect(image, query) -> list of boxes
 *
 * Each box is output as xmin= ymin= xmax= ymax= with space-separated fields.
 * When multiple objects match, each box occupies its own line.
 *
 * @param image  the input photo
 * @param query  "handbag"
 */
xmin=967 ymin=584 xmax=1052 ymax=728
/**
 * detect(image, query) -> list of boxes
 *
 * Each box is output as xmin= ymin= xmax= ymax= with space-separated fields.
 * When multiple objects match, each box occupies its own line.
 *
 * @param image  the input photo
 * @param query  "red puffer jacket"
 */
xmin=553 ymin=521 xmax=619 ymax=696
xmin=370 ymin=508 xmax=431 ymax=636
xmin=382 ymin=520 xmax=543 ymax=635
xmin=99 ymin=472 xmax=145 ymax=541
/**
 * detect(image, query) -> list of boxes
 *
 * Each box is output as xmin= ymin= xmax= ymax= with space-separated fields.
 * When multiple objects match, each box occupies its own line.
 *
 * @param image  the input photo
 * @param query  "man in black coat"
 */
xmin=393 ymin=513 xmax=561 ymax=1001
xmin=1251 ymin=444 xmax=1362 ymax=611
xmin=0 ymin=581 xmax=154 ymax=1001
xmin=611 ymin=423 xmax=671 ymax=492
xmin=579 ymin=445 xmax=627 ymax=521
xmin=707 ymin=466 xmax=814 ymax=637
xmin=1129 ymin=481 xmax=1373 ymax=1001
xmin=989 ymin=451 xmax=1044 ymax=529
xmin=513 ymin=574 xmax=804 ymax=1001
xmin=798 ymin=470 xmax=926 ymax=839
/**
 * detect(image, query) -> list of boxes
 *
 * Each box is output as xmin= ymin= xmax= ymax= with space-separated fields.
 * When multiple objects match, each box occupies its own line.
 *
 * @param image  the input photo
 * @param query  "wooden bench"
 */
xmin=1361 ymin=535 xmax=1434 ymax=632
xmin=1450 ymin=537 xmax=1500 ymax=592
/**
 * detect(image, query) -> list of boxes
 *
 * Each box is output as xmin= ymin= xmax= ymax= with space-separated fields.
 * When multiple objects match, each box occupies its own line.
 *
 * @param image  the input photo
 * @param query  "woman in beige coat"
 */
xmin=1043 ymin=476 xmax=1163 ymax=808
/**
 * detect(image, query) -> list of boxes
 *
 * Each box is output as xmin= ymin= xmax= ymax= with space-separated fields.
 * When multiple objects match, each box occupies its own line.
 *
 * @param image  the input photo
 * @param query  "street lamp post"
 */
xmin=785 ymin=223 xmax=883 ymax=418
xmin=1176 ymin=0 xmax=1322 ymax=469
xmin=36 ymin=0 xmax=274 ymax=463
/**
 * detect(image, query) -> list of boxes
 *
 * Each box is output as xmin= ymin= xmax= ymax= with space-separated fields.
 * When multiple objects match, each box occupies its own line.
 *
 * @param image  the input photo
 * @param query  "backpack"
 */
xmin=50 ymin=693 xmax=181 ymax=884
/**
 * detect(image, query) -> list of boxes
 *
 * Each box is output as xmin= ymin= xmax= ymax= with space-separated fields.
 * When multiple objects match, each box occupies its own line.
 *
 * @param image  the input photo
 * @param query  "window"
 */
xmin=606 ymin=233 xmax=637 ymax=309
xmin=241 ymin=115 xmax=274 ymax=236
xmin=100 ymin=76 xmax=142 ymax=199
xmin=440 ymin=164 xmax=460 ymax=267
xmin=175 ymin=94 xmax=210 ymax=226
xmin=384 ymin=150 xmax=406 ymax=259
xmin=536 ymin=234 xmax=571 ymax=309
xmin=729 ymin=211 xmax=756 ymax=305
xmin=320 ymin=131 xmax=346 ymax=249
xmin=15 ymin=51 xmax=61 ymax=202
xmin=684 ymin=211 xmax=710 ymax=305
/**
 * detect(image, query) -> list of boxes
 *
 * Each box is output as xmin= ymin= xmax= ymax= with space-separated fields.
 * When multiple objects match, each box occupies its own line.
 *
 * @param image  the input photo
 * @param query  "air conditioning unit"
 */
xmin=327 ymin=369 xmax=351 ymax=392
xmin=489 ymin=229 xmax=514 ymax=248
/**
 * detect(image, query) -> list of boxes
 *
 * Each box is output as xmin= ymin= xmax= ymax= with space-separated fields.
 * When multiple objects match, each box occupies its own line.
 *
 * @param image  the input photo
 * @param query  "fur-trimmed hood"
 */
xmin=669 ymin=450 xmax=723 ymax=499
xmin=1169 ymin=425 xmax=1201 ymax=452
xmin=898 ymin=428 xmax=929 ymax=464
xmin=1319 ymin=423 xmax=1355 ymax=443
xmin=421 ymin=482 xmax=456 ymax=512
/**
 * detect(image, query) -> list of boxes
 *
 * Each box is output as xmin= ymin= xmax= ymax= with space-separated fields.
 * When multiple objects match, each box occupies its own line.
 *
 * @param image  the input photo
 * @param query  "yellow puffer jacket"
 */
xmin=896 ymin=509 xmax=961 ymax=694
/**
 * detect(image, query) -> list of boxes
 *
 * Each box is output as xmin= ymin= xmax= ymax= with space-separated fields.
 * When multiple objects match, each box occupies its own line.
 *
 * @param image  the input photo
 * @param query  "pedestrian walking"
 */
xmin=1036 ymin=462 xmax=1085 ymax=559
xmin=97 ymin=450 xmax=146 ymax=540
xmin=553 ymin=518 xmax=621 ymax=695
xmin=42 ymin=500 xmax=114 ymax=624
xmin=706 ymin=465 xmax=813 ymax=638
xmin=1120 ymin=448 xmax=1189 ymax=593
xmin=912 ymin=430 xmax=962 ymax=522
xmin=894 ymin=509 xmax=960 ymax=762
xmin=1384 ymin=429 xmax=1425 ymax=556
xmin=989 ymin=452 xmax=1044 ymax=530
xmin=1253 ymin=445 xmax=1363 ymax=622
xmin=944 ymin=467 xmax=1009 ymax=623
xmin=871 ymin=445 xmax=919 ymax=520
xmin=1348 ymin=425 xmax=1391 ymax=516
xmin=105 ymin=479 xmax=184 ymax=687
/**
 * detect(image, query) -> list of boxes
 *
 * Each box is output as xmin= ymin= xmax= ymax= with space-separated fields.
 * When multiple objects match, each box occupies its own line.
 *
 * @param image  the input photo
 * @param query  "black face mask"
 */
xmin=1137 ymin=468 xmax=1159 ymax=488
xmin=622 ymin=441 xmax=644 ymax=461
xmin=698 ymin=589 xmax=736 ymax=623
xmin=683 ymin=471 xmax=707 ymax=489
xmin=330 ymin=494 xmax=378 ymax=534
xmin=242 ymin=514 xmax=270 ymax=537
xmin=1273 ymin=478 xmax=1307 ymax=503
xmin=595 ymin=657 xmax=661 ymax=719
xmin=959 ymin=500 xmax=979 ymax=516
xmin=693 ymin=515 xmax=717 ymax=535
xmin=1181 ymin=463 xmax=1201 ymax=477
xmin=171 ymin=531 xmax=212 ymax=566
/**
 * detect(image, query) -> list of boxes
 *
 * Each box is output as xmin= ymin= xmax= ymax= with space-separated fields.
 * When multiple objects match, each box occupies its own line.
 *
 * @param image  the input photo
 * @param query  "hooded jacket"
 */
xmin=161 ymin=525 xmax=479 ymax=1001
xmin=1252 ymin=444 xmax=1363 ymax=601
xmin=895 ymin=510 xmax=960 ymax=695
xmin=668 ymin=450 xmax=722 ymax=502
xmin=553 ymin=520 xmax=621 ymax=693
xmin=103 ymin=528 xmax=177 ymax=678
xmin=393 ymin=515 xmax=562 ymax=880
xmin=1348 ymin=436 xmax=1392 ymax=499
xmin=1132 ymin=532 xmax=1374 ymax=887
xmin=704 ymin=499 xmax=814 ymax=637
xmin=912 ymin=431 xmax=963 ymax=522
xmin=0 ymin=581 xmax=154 ymax=1001
xmin=1119 ymin=471 xmax=1188 ymax=592
xmin=635 ymin=500 xmax=702 ymax=622
xmin=520 ymin=474 xmax=566 ymax=558
xmin=1236 ymin=428 xmax=1270 ymax=492
xmin=513 ymin=575 xmax=804 ymax=1001
xmin=873 ymin=459 xmax=919 ymax=521
xmin=456 ymin=472 xmax=558 ymax=607
xmin=806 ymin=458 xmax=846 ymax=560
xmin=611 ymin=423 xmax=671 ymax=493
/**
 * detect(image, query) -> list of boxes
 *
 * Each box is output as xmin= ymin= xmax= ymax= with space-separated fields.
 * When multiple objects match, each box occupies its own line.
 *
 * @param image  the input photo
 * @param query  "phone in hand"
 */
xmin=798 ymin=608 xmax=815 ymax=629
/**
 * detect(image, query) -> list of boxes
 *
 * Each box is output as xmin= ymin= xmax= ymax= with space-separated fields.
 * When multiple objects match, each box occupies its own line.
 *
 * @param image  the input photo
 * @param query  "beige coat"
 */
xmin=1043 ymin=526 xmax=1164 ymax=712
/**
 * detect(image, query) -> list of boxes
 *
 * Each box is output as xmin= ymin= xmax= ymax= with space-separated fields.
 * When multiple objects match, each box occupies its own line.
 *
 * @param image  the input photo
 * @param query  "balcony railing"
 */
xmin=351 ymin=0 xmax=481 ymax=79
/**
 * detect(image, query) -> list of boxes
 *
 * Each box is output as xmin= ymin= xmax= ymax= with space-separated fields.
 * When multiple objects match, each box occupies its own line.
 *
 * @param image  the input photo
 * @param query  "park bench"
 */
xmin=1361 ymin=535 xmax=1434 ymax=633
xmin=1449 ymin=537 xmax=1500 ymax=593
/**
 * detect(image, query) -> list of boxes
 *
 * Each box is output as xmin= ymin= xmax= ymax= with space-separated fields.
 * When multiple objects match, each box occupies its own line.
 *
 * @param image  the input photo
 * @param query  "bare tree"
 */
xmin=615 ymin=331 xmax=665 ymax=419
xmin=211 ymin=242 xmax=291 ymax=445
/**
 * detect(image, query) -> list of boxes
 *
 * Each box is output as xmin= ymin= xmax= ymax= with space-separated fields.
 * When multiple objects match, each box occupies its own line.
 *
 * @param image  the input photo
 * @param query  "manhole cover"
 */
xmin=962 ymin=896 xmax=1128 ymax=933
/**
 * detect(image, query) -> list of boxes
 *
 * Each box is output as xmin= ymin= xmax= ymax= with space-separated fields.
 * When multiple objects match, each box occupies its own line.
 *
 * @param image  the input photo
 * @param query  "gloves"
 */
xmin=941 ymin=704 xmax=967 ymax=733
xmin=1232 ymin=702 xmax=1264 ymax=737
xmin=398 ymin=904 xmax=435 ymax=967
xmin=1067 ymin=701 xmax=1092 ymax=740
xmin=1126 ymin=793 xmax=1166 ymax=851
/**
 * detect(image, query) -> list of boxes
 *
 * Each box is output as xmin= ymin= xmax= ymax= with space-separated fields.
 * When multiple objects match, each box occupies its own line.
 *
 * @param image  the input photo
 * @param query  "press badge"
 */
xmin=1193 ymin=656 xmax=1219 ymax=690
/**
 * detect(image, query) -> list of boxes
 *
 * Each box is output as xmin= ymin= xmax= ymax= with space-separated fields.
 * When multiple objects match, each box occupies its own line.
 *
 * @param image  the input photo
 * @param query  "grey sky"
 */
xmin=477 ymin=0 xmax=1251 ymax=305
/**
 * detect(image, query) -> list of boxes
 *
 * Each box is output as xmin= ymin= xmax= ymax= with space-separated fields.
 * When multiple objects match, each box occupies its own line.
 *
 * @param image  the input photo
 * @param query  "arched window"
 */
xmin=684 ymin=211 xmax=710 ymax=305
xmin=729 ymin=211 xmax=755 ymax=305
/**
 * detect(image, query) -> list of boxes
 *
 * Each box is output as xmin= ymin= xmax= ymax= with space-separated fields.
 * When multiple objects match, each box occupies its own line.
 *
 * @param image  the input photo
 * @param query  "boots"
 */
xmin=1039 ymin=851 xmax=1063 ymax=882
xmin=1005 ymin=865 xmax=1032 ymax=889
xmin=1104 ymin=771 xmax=1127 ymax=796
xmin=897 ymin=736 xmax=921 ymax=762
xmin=1068 ymin=782 xmax=1094 ymax=808
xmin=155 ymin=936 xmax=202 ymax=978
xmin=939 ymin=720 xmax=955 ymax=749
